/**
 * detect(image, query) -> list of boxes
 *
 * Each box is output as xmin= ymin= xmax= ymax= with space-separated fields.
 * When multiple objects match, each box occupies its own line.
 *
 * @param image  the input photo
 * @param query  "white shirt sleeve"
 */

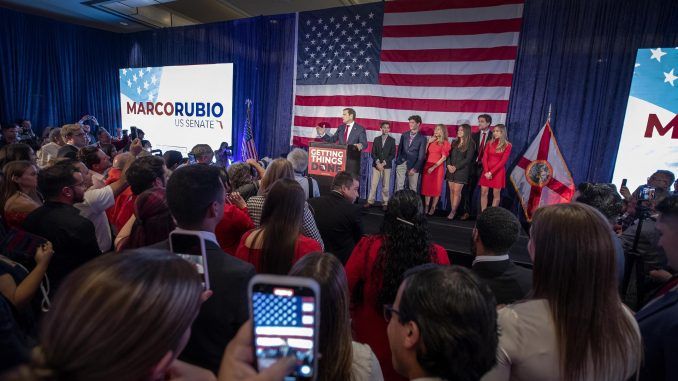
xmin=82 ymin=186 xmax=115 ymax=214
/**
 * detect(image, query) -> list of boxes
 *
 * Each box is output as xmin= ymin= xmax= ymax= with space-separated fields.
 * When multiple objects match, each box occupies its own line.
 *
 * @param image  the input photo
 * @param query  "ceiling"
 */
xmin=0 ymin=0 xmax=380 ymax=33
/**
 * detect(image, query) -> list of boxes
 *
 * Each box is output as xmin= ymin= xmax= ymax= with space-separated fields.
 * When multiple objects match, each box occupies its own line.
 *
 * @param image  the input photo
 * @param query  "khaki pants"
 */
xmin=367 ymin=167 xmax=391 ymax=205
xmin=395 ymin=162 xmax=420 ymax=192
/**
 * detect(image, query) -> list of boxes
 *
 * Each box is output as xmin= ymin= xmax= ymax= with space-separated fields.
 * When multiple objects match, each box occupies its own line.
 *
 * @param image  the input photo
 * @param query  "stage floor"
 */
xmin=361 ymin=207 xmax=532 ymax=267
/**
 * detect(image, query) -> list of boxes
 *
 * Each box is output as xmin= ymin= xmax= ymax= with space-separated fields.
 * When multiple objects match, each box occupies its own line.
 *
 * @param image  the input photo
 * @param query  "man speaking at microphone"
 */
xmin=316 ymin=108 xmax=368 ymax=177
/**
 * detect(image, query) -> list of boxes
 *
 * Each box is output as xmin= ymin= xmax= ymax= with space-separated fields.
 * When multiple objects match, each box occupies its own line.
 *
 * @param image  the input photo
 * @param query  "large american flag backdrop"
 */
xmin=290 ymin=0 xmax=524 ymax=149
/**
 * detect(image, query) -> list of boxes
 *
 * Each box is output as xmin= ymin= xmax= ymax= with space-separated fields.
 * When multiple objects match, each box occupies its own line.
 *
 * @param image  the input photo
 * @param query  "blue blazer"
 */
xmin=636 ymin=287 xmax=678 ymax=381
xmin=321 ymin=123 xmax=368 ymax=151
xmin=396 ymin=132 xmax=427 ymax=171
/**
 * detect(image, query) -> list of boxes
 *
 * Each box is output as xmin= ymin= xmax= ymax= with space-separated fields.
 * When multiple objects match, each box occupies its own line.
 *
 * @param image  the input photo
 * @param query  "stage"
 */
xmin=360 ymin=206 xmax=532 ymax=268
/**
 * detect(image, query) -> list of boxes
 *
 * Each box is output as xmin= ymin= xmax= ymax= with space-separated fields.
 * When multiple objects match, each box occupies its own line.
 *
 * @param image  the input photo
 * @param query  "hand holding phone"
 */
xmin=249 ymin=275 xmax=320 ymax=381
xmin=170 ymin=231 xmax=210 ymax=290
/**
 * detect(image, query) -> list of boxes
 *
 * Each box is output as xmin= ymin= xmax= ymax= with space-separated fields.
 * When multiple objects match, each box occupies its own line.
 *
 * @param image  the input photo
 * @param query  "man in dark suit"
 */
xmin=366 ymin=121 xmax=396 ymax=211
xmin=23 ymin=164 xmax=102 ymax=294
xmin=470 ymin=206 xmax=531 ymax=305
xmin=308 ymin=171 xmax=364 ymax=264
xmin=316 ymin=108 xmax=368 ymax=177
xmin=636 ymin=195 xmax=678 ymax=381
xmin=147 ymin=165 xmax=255 ymax=374
xmin=460 ymin=114 xmax=493 ymax=220
xmin=57 ymin=123 xmax=88 ymax=159
xmin=395 ymin=115 xmax=427 ymax=191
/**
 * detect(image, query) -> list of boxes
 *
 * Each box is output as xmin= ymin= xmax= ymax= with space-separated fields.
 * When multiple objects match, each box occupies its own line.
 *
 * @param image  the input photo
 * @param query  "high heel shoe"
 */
xmin=427 ymin=208 xmax=436 ymax=216
xmin=447 ymin=211 xmax=456 ymax=220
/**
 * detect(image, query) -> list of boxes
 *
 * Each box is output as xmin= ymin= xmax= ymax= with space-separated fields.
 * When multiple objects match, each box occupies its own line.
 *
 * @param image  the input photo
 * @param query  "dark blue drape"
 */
xmin=0 ymin=8 xmax=124 ymax=133
xmin=504 ymin=0 xmax=678 ymax=211
xmin=123 ymin=15 xmax=296 ymax=159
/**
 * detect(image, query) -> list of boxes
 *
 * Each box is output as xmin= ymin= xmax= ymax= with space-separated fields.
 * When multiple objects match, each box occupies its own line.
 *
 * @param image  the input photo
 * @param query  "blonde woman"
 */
xmin=420 ymin=124 xmax=451 ymax=215
xmin=478 ymin=124 xmax=512 ymax=211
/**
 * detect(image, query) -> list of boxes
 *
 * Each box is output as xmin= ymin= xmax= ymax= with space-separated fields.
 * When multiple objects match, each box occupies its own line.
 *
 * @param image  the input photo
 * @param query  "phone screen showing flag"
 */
xmin=252 ymin=284 xmax=317 ymax=380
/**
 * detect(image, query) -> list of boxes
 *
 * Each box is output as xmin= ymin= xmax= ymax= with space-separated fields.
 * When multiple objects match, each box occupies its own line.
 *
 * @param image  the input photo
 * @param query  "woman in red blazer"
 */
xmin=345 ymin=189 xmax=450 ymax=381
xmin=479 ymin=124 xmax=512 ymax=211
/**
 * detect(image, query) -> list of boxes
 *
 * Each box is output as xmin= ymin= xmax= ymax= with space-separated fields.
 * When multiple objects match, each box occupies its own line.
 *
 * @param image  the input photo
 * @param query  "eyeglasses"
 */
xmin=383 ymin=304 xmax=401 ymax=322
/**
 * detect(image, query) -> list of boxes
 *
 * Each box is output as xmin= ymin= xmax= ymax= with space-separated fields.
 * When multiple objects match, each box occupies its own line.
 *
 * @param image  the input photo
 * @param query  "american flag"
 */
xmin=253 ymin=293 xmax=315 ymax=350
xmin=119 ymin=67 xmax=163 ymax=102
xmin=291 ymin=0 xmax=524 ymax=149
xmin=241 ymin=99 xmax=259 ymax=161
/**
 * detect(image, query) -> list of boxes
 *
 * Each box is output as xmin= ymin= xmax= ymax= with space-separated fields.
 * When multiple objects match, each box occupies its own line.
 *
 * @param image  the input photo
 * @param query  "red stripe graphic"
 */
xmin=383 ymin=18 xmax=522 ymax=37
xmin=294 ymin=95 xmax=509 ymax=113
xmin=380 ymin=47 xmax=518 ymax=62
xmin=379 ymin=73 xmax=514 ymax=87
xmin=385 ymin=0 xmax=524 ymax=13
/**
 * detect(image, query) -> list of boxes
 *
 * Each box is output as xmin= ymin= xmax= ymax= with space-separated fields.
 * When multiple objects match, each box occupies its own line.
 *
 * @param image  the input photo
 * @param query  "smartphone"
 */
xmin=169 ymin=231 xmax=210 ymax=290
xmin=639 ymin=185 xmax=656 ymax=201
xmin=621 ymin=178 xmax=627 ymax=188
xmin=188 ymin=153 xmax=197 ymax=165
xmin=249 ymin=275 xmax=320 ymax=381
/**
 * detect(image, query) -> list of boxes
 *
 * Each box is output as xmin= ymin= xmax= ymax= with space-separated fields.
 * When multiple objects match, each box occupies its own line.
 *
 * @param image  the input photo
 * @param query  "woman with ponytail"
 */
xmin=345 ymin=189 xmax=449 ymax=381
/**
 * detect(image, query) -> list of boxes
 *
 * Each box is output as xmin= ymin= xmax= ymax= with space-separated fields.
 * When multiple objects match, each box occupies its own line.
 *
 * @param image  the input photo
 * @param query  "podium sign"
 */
xmin=308 ymin=144 xmax=347 ymax=177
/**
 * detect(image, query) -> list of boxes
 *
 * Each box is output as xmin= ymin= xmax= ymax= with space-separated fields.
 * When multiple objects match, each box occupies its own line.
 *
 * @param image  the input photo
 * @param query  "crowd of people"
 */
xmin=0 ymin=114 xmax=677 ymax=381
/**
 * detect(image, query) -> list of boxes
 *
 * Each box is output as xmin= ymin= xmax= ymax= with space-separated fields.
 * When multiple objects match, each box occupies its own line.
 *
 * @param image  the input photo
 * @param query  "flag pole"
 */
xmin=547 ymin=103 xmax=552 ymax=123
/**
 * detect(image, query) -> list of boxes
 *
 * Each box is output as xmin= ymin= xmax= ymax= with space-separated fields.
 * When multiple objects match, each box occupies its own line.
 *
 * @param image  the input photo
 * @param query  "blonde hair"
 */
xmin=493 ymin=124 xmax=510 ymax=152
xmin=19 ymin=250 xmax=203 ymax=381
xmin=59 ymin=124 xmax=82 ymax=141
xmin=258 ymin=158 xmax=294 ymax=195
xmin=434 ymin=124 xmax=449 ymax=144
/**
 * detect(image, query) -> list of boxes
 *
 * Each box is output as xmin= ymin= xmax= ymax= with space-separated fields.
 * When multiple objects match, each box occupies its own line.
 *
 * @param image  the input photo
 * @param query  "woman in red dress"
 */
xmin=235 ymin=178 xmax=321 ymax=274
xmin=345 ymin=189 xmax=450 ymax=381
xmin=479 ymin=124 xmax=512 ymax=211
xmin=0 ymin=160 xmax=42 ymax=228
xmin=420 ymin=124 xmax=451 ymax=215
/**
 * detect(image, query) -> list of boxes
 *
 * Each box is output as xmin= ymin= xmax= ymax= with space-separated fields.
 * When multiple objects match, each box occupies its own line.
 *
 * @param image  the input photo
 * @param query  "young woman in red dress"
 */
xmin=235 ymin=178 xmax=321 ymax=274
xmin=479 ymin=124 xmax=512 ymax=211
xmin=345 ymin=190 xmax=450 ymax=381
xmin=420 ymin=124 xmax=451 ymax=215
xmin=0 ymin=160 xmax=42 ymax=228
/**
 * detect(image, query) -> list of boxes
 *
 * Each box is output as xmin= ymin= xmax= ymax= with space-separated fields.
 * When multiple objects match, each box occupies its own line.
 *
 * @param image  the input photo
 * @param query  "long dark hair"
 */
xmin=374 ymin=189 xmax=434 ymax=308
xmin=455 ymin=124 xmax=473 ymax=152
xmin=120 ymin=188 xmax=175 ymax=251
xmin=255 ymin=178 xmax=305 ymax=274
xmin=531 ymin=203 xmax=641 ymax=381
xmin=290 ymin=254 xmax=353 ymax=381
xmin=0 ymin=143 xmax=34 ymax=168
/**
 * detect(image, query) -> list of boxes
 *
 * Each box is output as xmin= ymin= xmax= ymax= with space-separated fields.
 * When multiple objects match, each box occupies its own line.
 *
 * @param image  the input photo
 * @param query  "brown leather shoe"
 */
xmin=363 ymin=203 xmax=373 ymax=209
xmin=460 ymin=213 xmax=470 ymax=221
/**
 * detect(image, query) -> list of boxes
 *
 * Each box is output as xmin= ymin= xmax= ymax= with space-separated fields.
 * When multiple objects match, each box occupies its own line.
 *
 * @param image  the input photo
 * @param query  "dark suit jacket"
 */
xmin=321 ymin=122 xmax=368 ymax=150
xmin=636 ymin=284 xmax=678 ymax=381
xmin=395 ymin=132 xmax=427 ymax=171
xmin=472 ymin=130 xmax=492 ymax=168
xmin=22 ymin=202 xmax=102 ymax=294
xmin=472 ymin=259 xmax=532 ymax=305
xmin=308 ymin=191 xmax=363 ymax=264
xmin=371 ymin=135 xmax=396 ymax=169
xmin=149 ymin=238 xmax=255 ymax=373
xmin=57 ymin=144 xmax=78 ymax=159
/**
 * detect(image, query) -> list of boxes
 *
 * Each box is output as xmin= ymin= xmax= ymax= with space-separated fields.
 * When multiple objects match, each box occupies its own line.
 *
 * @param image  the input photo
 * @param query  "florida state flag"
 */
xmin=510 ymin=120 xmax=575 ymax=221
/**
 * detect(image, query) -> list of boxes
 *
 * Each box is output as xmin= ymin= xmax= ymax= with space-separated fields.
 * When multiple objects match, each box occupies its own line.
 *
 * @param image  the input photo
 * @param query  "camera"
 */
xmin=638 ymin=185 xmax=656 ymax=201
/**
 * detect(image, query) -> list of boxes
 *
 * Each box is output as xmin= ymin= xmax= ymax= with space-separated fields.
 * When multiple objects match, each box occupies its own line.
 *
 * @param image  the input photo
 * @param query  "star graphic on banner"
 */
xmin=650 ymin=48 xmax=667 ymax=62
xmin=133 ymin=74 xmax=138 ymax=82
xmin=664 ymin=69 xmax=678 ymax=86
xmin=151 ymin=75 xmax=157 ymax=84
xmin=136 ymin=86 xmax=142 ymax=95
xmin=127 ymin=79 xmax=132 ymax=87
xmin=138 ymin=69 xmax=144 ymax=78
xmin=368 ymin=12 xmax=374 ymax=19
xmin=122 ymin=68 xmax=127 ymax=76
xmin=146 ymin=67 xmax=151 ymax=72
xmin=143 ymin=80 xmax=149 ymax=89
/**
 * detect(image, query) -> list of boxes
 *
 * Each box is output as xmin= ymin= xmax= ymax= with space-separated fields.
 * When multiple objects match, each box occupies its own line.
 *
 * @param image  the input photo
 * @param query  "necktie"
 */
xmin=477 ymin=132 xmax=487 ymax=162
xmin=344 ymin=124 xmax=350 ymax=144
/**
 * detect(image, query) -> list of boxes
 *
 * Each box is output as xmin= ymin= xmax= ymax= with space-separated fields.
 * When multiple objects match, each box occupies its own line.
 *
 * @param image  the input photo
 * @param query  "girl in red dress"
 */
xmin=479 ymin=124 xmax=512 ymax=211
xmin=235 ymin=178 xmax=321 ymax=274
xmin=420 ymin=124 xmax=451 ymax=215
xmin=346 ymin=190 xmax=450 ymax=381
xmin=0 ymin=160 xmax=42 ymax=228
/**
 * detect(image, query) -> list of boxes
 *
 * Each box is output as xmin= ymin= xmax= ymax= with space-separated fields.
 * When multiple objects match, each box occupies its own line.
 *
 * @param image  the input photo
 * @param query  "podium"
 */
xmin=308 ymin=142 xmax=362 ymax=195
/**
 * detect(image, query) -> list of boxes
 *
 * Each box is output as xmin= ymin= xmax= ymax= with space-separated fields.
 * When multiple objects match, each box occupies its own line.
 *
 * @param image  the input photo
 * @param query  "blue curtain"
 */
xmin=122 ymin=14 xmax=296 ymax=159
xmin=503 ymin=0 xmax=678 ymax=214
xmin=0 ymin=8 xmax=124 ymax=133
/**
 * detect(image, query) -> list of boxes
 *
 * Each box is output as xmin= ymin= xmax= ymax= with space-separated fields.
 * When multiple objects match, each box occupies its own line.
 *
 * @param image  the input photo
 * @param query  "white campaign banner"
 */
xmin=612 ymin=48 xmax=678 ymax=192
xmin=119 ymin=63 xmax=233 ymax=155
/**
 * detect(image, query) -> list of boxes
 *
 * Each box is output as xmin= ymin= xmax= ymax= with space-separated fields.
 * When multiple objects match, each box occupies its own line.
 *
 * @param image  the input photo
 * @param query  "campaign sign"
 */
xmin=119 ymin=63 xmax=233 ymax=155
xmin=612 ymin=48 xmax=678 ymax=191
xmin=308 ymin=146 xmax=346 ymax=176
